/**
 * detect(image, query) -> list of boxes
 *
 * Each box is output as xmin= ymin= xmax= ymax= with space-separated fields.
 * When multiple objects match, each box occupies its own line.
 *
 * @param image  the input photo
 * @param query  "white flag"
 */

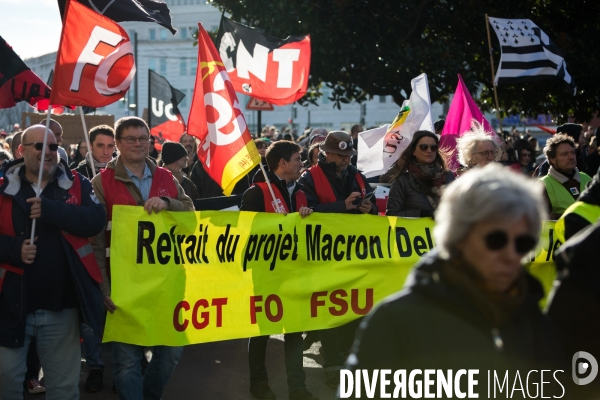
xmin=357 ymin=73 xmax=433 ymax=178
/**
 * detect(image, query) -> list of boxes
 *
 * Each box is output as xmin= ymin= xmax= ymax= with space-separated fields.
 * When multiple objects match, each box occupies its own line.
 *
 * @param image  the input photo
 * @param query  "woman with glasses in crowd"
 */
xmin=347 ymin=164 xmax=566 ymax=396
xmin=386 ymin=130 xmax=454 ymax=217
xmin=456 ymin=121 xmax=502 ymax=174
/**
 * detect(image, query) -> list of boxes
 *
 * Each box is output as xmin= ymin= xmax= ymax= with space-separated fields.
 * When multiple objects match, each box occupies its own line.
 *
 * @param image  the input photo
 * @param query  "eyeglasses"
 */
xmin=484 ymin=230 xmax=537 ymax=254
xmin=474 ymin=150 xmax=498 ymax=158
xmin=121 ymin=136 xmax=150 ymax=145
xmin=22 ymin=142 xmax=59 ymax=152
xmin=418 ymin=144 xmax=438 ymax=152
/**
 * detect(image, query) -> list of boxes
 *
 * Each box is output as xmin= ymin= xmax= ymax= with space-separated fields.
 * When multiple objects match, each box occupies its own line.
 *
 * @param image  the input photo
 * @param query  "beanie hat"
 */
xmin=161 ymin=142 xmax=188 ymax=165
xmin=556 ymin=123 xmax=582 ymax=142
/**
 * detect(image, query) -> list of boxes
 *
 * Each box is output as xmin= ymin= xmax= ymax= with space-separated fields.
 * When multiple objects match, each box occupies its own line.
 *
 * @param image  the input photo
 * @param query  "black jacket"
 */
xmin=190 ymin=159 xmax=251 ymax=199
xmin=546 ymin=222 xmax=600 ymax=399
xmin=386 ymin=170 xmax=455 ymax=217
xmin=347 ymin=251 xmax=567 ymax=398
xmin=0 ymin=159 xmax=106 ymax=347
xmin=562 ymin=170 xmax=600 ymax=240
xmin=298 ymin=161 xmax=378 ymax=215
xmin=240 ymin=169 xmax=304 ymax=212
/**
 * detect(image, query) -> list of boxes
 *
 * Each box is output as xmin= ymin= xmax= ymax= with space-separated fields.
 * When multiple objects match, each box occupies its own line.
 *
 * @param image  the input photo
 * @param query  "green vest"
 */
xmin=555 ymin=201 xmax=600 ymax=242
xmin=541 ymin=172 xmax=592 ymax=216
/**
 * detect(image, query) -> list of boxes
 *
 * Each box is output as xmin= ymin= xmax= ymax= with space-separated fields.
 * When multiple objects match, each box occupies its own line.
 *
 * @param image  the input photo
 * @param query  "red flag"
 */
xmin=0 ymin=35 xmax=51 ymax=109
xmin=49 ymin=0 xmax=136 ymax=107
xmin=187 ymin=23 xmax=261 ymax=196
xmin=216 ymin=17 xmax=311 ymax=105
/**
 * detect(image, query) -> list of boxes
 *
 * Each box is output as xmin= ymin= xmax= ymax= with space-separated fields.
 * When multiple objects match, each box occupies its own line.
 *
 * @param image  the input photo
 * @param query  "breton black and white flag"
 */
xmin=57 ymin=0 xmax=176 ymax=34
xmin=489 ymin=17 xmax=576 ymax=95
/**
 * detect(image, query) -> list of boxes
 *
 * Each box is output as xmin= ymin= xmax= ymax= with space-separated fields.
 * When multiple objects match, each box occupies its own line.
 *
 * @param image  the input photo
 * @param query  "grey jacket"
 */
xmin=386 ymin=170 xmax=455 ymax=217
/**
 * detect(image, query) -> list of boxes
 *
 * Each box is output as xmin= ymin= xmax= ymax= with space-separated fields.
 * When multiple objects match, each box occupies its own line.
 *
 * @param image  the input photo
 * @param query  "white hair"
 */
xmin=434 ymin=163 xmax=547 ymax=259
xmin=455 ymin=120 xmax=501 ymax=167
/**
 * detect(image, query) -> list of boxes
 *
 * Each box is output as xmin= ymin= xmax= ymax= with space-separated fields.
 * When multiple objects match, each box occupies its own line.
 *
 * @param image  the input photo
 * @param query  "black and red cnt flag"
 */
xmin=148 ymin=69 xmax=186 ymax=149
xmin=0 ymin=36 xmax=51 ymax=109
xmin=57 ymin=0 xmax=177 ymax=34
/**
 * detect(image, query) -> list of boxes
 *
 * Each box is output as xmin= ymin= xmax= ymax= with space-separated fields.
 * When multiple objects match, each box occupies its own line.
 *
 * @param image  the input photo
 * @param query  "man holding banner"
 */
xmin=240 ymin=140 xmax=317 ymax=400
xmin=299 ymin=131 xmax=377 ymax=388
xmin=90 ymin=117 xmax=193 ymax=400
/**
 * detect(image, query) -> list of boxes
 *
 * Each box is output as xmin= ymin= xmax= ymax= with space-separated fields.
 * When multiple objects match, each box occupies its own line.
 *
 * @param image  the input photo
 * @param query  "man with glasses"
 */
xmin=38 ymin=118 xmax=69 ymax=164
xmin=90 ymin=116 xmax=193 ymax=400
xmin=0 ymin=125 xmax=106 ymax=400
xmin=298 ymin=131 xmax=377 ymax=389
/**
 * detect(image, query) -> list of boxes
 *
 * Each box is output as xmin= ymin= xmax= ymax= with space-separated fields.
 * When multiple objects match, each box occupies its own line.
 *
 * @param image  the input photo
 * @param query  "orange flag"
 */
xmin=49 ymin=0 xmax=136 ymax=107
xmin=187 ymin=23 xmax=260 ymax=196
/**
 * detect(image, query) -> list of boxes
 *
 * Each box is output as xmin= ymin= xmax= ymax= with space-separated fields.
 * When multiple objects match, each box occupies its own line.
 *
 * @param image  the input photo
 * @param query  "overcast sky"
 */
xmin=2 ymin=0 xmax=63 ymax=60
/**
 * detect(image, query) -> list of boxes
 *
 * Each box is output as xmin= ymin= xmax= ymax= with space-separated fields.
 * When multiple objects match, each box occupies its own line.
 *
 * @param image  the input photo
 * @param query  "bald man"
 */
xmin=38 ymin=119 xmax=69 ymax=163
xmin=0 ymin=125 xmax=105 ymax=400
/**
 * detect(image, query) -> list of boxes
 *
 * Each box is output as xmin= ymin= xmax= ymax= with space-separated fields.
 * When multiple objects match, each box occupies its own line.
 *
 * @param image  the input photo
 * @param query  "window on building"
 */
xmin=183 ymin=0 xmax=188 ymax=4
xmin=149 ymin=29 xmax=156 ymax=41
xmin=148 ymin=58 xmax=156 ymax=71
xmin=379 ymin=95 xmax=386 ymax=103
xmin=159 ymin=58 xmax=167 ymax=75
xmin=128 ymin=30 xmax=136 ymax=40
xmin=160 ymin=29 xmax=167 ymax=40
xmin=322 ymin=89 xmax=330 ymax=105
xmin=190 ymin=58 xmax=197 ymax=75
xmin=180 ymin=27 xmax=188 ymax=40
xmin=180 ymin=58 xmax=187 ymax=76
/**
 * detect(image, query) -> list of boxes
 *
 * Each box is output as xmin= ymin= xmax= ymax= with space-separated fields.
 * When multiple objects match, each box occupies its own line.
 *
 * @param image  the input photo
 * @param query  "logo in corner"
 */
xmin=573 ymin=351 xmax=598 ymax=385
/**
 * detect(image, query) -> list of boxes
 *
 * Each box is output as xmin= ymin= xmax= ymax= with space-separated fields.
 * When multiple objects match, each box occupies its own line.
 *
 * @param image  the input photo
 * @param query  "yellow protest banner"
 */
xmin=104 ymin=206 xmax=559 ymax=346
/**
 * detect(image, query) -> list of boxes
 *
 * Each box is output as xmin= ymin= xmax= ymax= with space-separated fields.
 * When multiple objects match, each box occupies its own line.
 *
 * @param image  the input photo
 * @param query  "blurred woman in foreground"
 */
xmin=347 ymin=164 xmax=566 ymax=397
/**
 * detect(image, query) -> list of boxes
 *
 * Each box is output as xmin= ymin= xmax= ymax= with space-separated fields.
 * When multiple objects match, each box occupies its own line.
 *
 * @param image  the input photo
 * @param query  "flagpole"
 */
xmin=485 ymin=14 xmax=503 ymax=135
xmin=258 ymin=163 xmax=286 ymax=215
xmin=79 ymin=106 xmax=96 ymax=177
xmin=30 ymin=105 xmax=53 ymax=242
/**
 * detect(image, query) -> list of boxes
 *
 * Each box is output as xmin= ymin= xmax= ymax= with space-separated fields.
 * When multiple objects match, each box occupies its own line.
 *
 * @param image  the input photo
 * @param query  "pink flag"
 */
xmin=440 ymin=74 xmax=494 ymax=170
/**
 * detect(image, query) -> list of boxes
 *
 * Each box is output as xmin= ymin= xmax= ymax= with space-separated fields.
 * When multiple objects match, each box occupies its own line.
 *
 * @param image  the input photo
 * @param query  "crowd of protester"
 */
xmin=0 ymin=116 xmax=599 ymax=400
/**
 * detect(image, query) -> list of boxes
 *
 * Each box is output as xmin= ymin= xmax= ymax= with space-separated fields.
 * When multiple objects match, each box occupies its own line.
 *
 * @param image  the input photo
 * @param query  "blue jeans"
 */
xmin=112 ymin=342 xmax=183 ymax=400
xmin=248 ymin=333 xmax=306 ymax=392
xmin=80 ymin=323 xmax=104 ymax=371
xmin=0 ymin=309 xmax=80 ymax=400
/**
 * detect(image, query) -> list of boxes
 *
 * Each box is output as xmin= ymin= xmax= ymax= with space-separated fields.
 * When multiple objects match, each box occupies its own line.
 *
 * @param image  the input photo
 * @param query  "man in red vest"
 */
xmin=298 ymin=130 xmax=377 ymax=389
xmin=240 ymin=140 xmax=316 ymax=400
xmin=0 ymin=125 xmax=106 ymax=399
xmin=90 ymin=117 xmax=194 ymax=400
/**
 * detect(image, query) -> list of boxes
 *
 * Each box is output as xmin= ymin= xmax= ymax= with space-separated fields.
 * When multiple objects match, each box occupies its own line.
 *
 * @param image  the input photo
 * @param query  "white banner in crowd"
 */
xmin=357 ymin=73 xmax=434 ymax=178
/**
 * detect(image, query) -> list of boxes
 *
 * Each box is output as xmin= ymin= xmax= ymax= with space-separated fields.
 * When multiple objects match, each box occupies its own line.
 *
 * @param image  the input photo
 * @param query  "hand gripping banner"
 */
xmin=103 ymin=206 xmax=560 ymax=346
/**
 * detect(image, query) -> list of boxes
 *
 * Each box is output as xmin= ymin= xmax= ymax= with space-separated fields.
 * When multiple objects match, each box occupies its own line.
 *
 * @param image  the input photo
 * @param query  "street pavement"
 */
xmin=24 ymin=335 xmax=338 ymax=400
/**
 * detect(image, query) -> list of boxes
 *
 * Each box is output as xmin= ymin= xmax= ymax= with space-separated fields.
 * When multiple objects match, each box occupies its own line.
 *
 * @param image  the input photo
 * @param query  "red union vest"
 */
xmin=100 ymin=166 xmax=177 ymax=273
xmin=308 ymin=164 xmax=367 ymax=204
xmin=255 ymin=182 xmax=307 ymax=213
xmin=0 ymin=171 xmax=102 ymax=291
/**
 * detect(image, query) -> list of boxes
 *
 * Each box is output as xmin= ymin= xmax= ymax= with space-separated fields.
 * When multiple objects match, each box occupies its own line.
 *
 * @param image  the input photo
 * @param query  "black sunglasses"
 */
xmin=22 ymin=142 xmax=59 ymax=152
xmin=418 ymin=144 xmax=438 ymax=152
xmin=484 ymin=230 xmax=537 ymax=254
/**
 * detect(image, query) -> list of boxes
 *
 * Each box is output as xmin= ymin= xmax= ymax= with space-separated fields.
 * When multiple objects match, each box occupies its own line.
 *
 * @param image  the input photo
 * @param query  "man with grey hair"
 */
xmin=540 ymin=133 xmax=592 ymax=219
xmin=0 ymin=125 xmax=105 ymax=399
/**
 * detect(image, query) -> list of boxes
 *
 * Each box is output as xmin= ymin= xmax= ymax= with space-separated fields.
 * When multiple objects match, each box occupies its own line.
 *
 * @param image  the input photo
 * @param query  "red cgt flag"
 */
xmin=187 ymin=23 xmax=261 ymax=196
xmin=49 ymin=0 xmax=136 ymax=107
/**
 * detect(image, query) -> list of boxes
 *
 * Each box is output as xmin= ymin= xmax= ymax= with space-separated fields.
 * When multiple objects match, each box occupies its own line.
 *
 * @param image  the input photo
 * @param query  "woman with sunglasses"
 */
xmin=456 ymin=121 xmax=502 ymax=174
xmin=385 ymin=130 xmax=454 ymax=217
xmin=346 ymin=164 xmax=566 ymax=395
